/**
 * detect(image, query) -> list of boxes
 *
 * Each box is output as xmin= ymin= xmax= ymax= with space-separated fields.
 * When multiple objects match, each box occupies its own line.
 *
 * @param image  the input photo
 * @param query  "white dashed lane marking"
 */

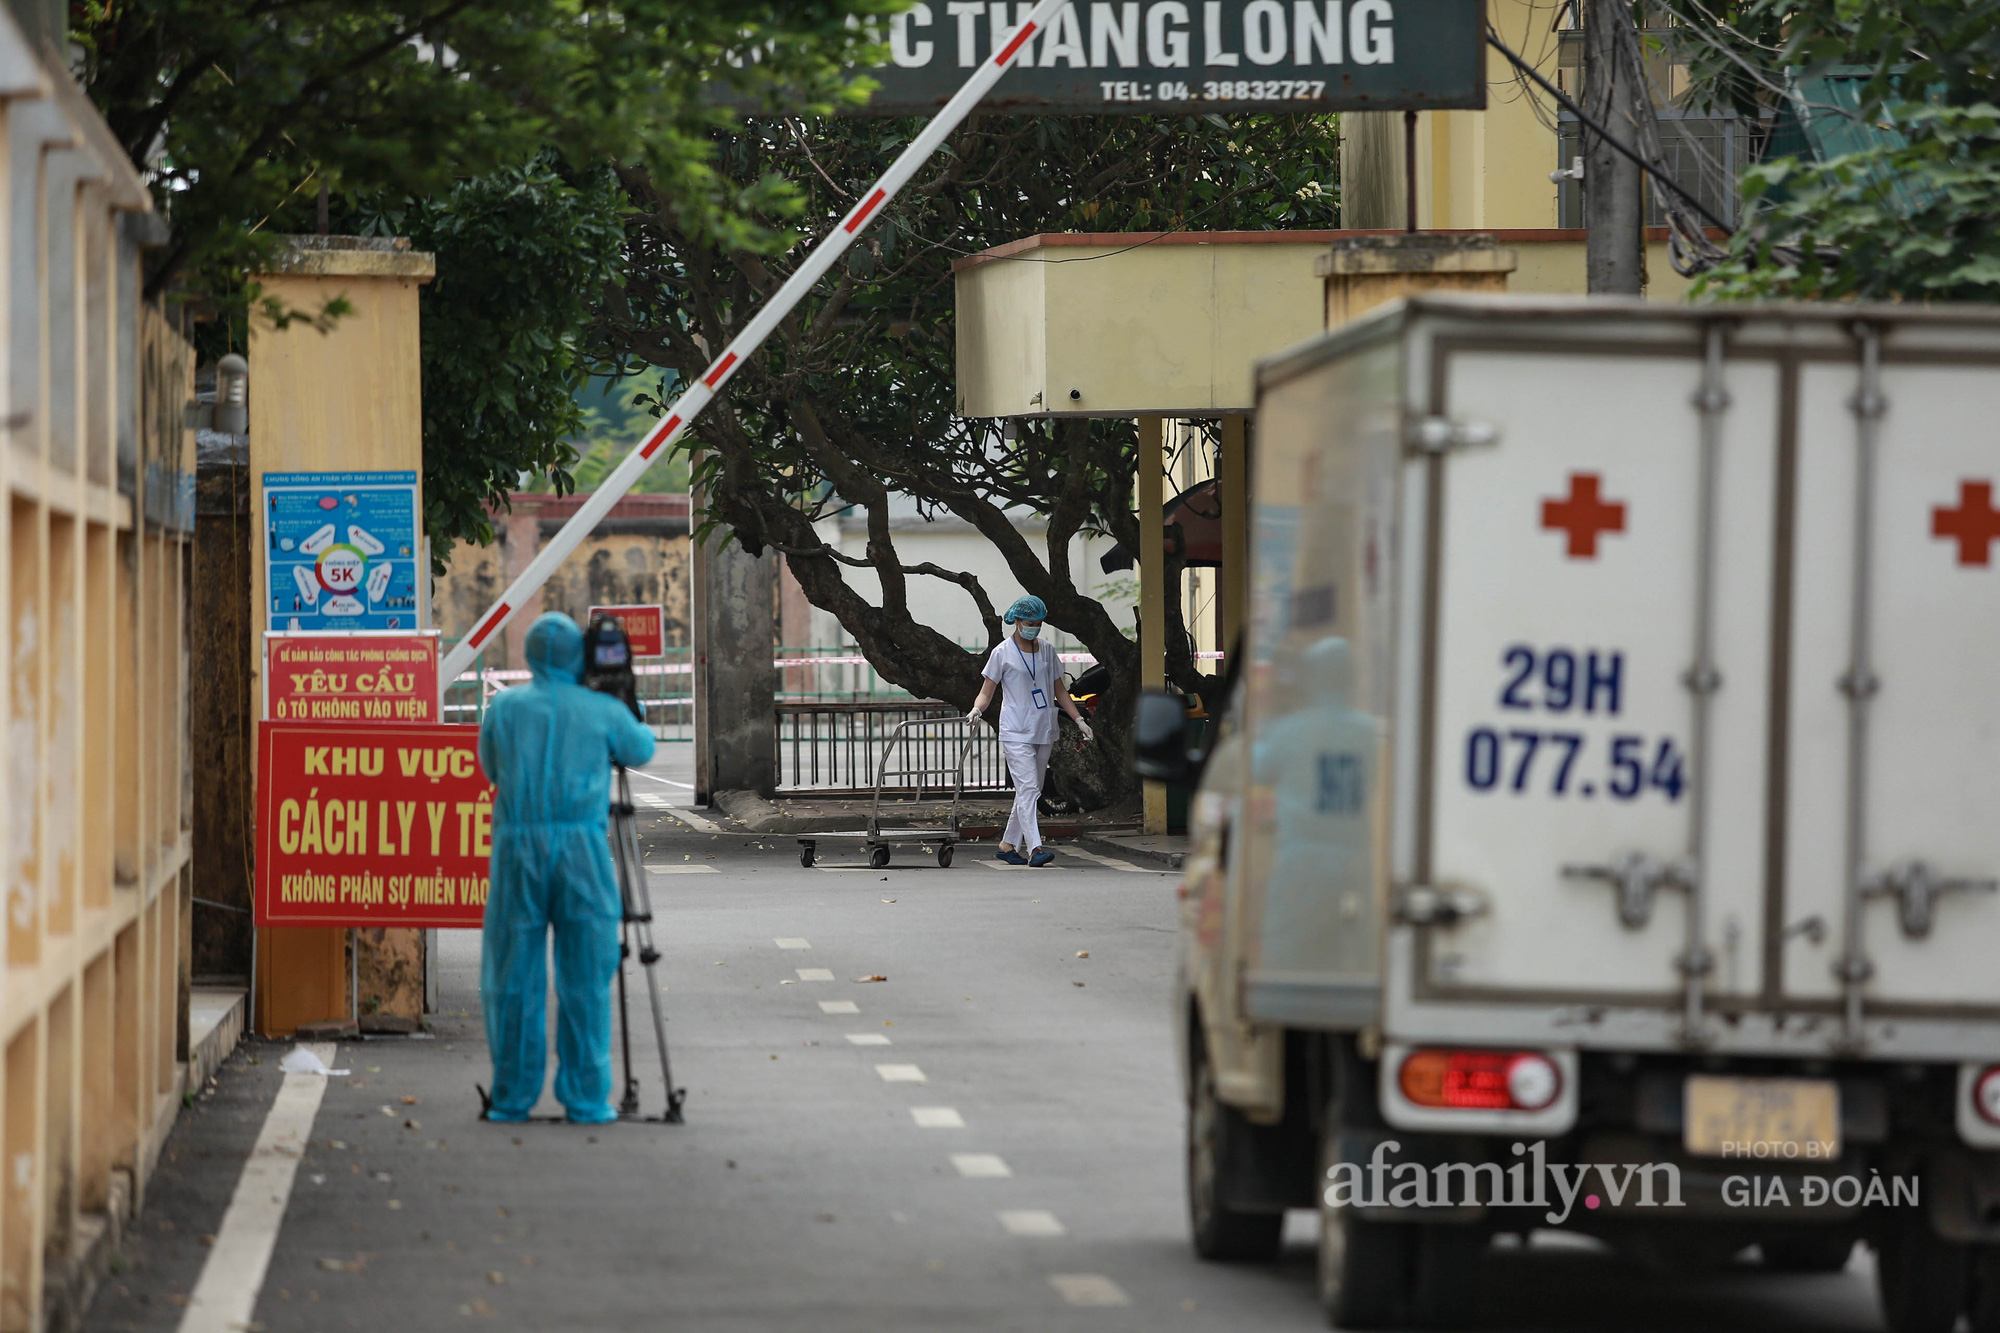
xmin=876 ymin=1064 xmax=927 ymax=1083
xmin=817 ymin=1000 xmax=859 ymax=1014
xmin=950 ymin=1153 xmax=1011 ymax=1178
xmin=844 ymin=1033 xmax=892 ymax=1046
xmin=909 ymin=1107 xmax=963 ymax=1128
xmin=999 ymin=1210 xmax=1065 ymax=1236
xmin=795 ymin=968 xmax=835 ymax=982
xmin=774 ymin=938 xmax=812 ymax=949
xmin=648 ymin=865 xmax=719 ymax=875
xmin=1049 ymin=1275 xmax=1130 ymax=1307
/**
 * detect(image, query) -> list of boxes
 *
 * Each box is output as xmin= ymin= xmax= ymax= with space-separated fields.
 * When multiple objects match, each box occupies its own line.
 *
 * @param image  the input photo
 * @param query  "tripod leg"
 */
xmin=615 ymin=924 xmax=638 ymax=1117
xmin=610 ymin=766 xmax=685 ymax=1122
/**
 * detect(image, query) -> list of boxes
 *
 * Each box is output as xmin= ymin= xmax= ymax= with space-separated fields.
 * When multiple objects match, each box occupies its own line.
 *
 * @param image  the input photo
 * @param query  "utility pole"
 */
xmin=1583 ymin=0 xmax=1643 ymax=295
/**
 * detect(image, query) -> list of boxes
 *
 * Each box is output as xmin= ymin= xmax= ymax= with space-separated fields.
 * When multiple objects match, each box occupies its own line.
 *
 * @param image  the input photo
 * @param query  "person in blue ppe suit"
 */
xmin=478 ymin=612 xmax=655 ymax=1123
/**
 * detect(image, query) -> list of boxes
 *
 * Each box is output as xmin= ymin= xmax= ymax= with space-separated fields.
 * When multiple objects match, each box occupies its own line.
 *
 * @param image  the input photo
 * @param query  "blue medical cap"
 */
xmin=1003 ymin=595 xmax=1048 ymax=624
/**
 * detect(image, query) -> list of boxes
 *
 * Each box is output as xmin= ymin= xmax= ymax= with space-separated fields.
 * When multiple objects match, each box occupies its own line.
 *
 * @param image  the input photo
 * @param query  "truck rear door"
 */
xmin=1417 ymin=335 xmax=1784 ymax=1005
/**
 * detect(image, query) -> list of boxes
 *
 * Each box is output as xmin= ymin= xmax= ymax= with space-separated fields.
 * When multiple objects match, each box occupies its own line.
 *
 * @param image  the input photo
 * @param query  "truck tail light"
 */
xmin=1399 ymin=1049 xmax=1562 ymax=1113
xmin=1973 ymin=1067 xmax=2000 ymax=1126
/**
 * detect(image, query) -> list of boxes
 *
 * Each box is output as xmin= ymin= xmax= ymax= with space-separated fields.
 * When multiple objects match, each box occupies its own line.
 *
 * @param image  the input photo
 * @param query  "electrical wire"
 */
xmin=1487 ymin=27 xmax=1731 ymax=233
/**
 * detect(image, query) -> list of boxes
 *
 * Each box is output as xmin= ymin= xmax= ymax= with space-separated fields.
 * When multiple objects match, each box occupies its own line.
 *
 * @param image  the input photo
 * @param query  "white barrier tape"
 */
xmin=438 ymin=0 xmax=1074 ymax=688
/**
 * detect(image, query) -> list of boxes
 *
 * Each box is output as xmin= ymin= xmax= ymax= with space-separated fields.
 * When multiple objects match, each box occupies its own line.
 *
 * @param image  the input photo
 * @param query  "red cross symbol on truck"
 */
xmin=1932 ymin=480 xmax=2000 ymax=567
xmin=1541 ymin=472 xmax=1627 ymax=559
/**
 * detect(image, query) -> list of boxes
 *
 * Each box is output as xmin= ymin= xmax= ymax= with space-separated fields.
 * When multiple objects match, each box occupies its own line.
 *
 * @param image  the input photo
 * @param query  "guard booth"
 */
xmin=953 ymin=229 xmax=1517 ymax=831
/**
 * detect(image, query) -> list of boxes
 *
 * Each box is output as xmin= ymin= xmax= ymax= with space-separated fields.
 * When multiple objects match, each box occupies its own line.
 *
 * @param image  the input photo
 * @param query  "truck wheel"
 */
xmin=1408 ymin=1224 xmax=1483 ymax=1327
xmin=1876 ymin=1214 xmax=1967 ymax=1333
xmin=1762 ymin=1233 xmax=1855 ymax=1273
xmin=1186 ymin=1034 xmax=1284 ymax=1262
xmin=1319 ymin=1208 xmax=1412 ymax=1329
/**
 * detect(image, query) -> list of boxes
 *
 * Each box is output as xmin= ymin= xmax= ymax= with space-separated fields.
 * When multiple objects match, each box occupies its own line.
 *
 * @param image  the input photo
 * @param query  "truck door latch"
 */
xmin=1393 ymin=882 xmax=1490 ymax=926
xmin=1402 ymin=415 xmax=1500 ymax=455
xmin=1563 ymin=854 xmax=1692 ymax=930
xmin=1862 ymin=860 xmax=1998 ymax=938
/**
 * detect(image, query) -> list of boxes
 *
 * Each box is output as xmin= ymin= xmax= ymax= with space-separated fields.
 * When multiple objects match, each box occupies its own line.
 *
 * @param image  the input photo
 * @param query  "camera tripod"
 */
xmin=610 ymin=764 xmax=686 ymax=1123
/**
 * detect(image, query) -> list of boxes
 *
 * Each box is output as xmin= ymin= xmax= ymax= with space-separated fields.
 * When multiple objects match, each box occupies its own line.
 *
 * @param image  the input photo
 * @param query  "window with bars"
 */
xmin=1550 ymin=26 xmax=1765 ymax=230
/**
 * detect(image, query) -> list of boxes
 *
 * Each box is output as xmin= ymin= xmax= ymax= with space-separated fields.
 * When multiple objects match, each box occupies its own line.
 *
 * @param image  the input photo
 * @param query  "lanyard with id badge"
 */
xmin=1017 ymin=642 xmax=1049 ymax=712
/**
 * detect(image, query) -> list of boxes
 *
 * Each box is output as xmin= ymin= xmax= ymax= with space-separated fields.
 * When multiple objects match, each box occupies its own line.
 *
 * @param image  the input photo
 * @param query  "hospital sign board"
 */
xmin=255 ymin=722 xmax=491 ymax=929
xmin=265 ymin=632 xmax=440 ymax=722
xmin=849 ymin=0 xmax=1485 ymax=114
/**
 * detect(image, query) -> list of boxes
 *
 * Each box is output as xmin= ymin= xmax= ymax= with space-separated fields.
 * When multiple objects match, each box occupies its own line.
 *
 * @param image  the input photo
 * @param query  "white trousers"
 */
xmin=1001 ymin=740 xmax=1053 ymax=852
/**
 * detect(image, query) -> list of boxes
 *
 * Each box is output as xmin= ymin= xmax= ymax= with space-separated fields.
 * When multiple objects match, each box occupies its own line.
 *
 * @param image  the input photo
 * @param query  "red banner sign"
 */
xmin=255 ymin=722 xmax=490 ymax=928
xmin=265 ymin=633 xmax=440 ymax=722
xmin=586 ymin=604 xmax=664 ymax=658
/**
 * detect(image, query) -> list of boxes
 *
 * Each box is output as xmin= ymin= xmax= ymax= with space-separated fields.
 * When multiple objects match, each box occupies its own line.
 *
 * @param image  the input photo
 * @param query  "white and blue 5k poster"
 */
xmin=264 ymin=470 xmax=421 ymax=632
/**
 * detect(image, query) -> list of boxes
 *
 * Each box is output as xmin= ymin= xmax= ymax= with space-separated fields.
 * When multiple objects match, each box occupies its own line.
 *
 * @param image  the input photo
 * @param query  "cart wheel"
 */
xmin=937 ymin=844 xmax=954 ymax=868
xmin=869 ymin=844 xmax=891 ymax=869
xmin=799 ymin=843 xmax=815 ymax=868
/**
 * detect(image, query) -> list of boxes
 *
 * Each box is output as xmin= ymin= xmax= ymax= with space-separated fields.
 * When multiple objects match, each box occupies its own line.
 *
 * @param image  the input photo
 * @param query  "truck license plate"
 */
xmin=1683 ymin=1076 xmax=1840 ymax=1159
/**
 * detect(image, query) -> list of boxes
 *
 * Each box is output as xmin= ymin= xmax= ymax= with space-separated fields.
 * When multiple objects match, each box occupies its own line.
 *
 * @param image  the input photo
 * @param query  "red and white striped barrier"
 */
xmin=439 ymin=0 xmax=1075 ymax=687
xmin=451 ymin=649 xmax=1225 ymax=688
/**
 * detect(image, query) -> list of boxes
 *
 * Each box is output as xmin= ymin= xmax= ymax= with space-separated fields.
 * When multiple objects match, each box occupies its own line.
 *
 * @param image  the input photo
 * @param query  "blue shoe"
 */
xmin=995 ymin=849 xmax=1028 ymax=866
xmin=1029 ymin=849 xmax=1055 ymax=867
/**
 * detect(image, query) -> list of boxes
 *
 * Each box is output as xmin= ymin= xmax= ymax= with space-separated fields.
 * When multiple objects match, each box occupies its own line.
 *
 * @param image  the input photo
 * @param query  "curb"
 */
xmin=1075 ymin=834 xmax=1187 ymax=872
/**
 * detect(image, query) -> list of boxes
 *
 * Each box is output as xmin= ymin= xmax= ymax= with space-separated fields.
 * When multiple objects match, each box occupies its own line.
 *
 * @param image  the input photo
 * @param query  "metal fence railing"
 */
xmin=775 ymin=701 xmax=1012 ymax=794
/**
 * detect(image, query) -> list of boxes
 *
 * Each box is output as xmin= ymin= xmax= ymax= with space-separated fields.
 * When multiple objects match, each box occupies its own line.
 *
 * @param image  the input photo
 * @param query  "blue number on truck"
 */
xmin=1498 ymin=644 xmax=1623 ymax=715
xmin=1468 ymin=644 xmax=1680 ymax=800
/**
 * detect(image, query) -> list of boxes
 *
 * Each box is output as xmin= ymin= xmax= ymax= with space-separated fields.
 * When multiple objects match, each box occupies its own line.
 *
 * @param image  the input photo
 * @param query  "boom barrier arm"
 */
xmin=440 ymin=0 xmax=1069 ymax=685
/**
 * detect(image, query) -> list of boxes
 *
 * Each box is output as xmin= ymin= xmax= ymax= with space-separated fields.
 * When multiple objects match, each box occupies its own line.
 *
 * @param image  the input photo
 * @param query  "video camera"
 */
xmin=582 ymin=613 xmax=643 ymax=721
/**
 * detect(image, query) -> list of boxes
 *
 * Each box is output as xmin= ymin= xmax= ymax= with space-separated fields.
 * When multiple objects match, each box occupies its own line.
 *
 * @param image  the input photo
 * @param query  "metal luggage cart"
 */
xmin=797 ymin=716 xmax=984 ymax=869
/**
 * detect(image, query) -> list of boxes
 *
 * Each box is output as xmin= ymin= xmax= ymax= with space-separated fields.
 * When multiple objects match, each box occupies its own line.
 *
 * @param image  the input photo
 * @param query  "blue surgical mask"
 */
xmin=1017 ymin=624 xmax=1040 ymax=641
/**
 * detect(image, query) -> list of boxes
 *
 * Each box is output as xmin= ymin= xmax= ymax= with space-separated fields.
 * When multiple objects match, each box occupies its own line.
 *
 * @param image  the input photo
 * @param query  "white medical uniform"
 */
xmin=983 ymin=638 xmax=1058 ymax=852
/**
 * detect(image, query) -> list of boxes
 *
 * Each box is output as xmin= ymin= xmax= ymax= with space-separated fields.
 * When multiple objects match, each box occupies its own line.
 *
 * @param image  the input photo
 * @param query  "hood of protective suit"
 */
xmin=523 ymin=613 xmax=585 ymax=685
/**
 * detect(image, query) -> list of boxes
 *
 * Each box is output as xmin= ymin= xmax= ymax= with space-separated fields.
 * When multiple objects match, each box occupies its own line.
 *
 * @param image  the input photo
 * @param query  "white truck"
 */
xmin=1140 ymin=296 xmax=2000 ymax=1332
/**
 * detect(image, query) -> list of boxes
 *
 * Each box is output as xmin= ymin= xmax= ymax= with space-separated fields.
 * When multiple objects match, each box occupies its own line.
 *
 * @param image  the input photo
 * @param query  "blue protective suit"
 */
xmin=478 ymin=613 xmax=655 ymax=1123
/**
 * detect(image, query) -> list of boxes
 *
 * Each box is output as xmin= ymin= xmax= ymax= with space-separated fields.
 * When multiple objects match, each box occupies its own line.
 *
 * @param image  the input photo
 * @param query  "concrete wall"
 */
xmin=802 ymin=502 xmax=1137 ymax=669
xmin=1337 ymin=0 xmax=1707 ymax=302
xmin=434 ymin=492 xmax=691 ymax=671
xmin=0 ymin=10 xmax=202 ymax=1321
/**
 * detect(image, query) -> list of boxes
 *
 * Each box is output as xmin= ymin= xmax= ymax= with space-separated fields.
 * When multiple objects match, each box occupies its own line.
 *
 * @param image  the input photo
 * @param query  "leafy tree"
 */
xmin=346 ymin=163 xmax=628 ymax=566
xmin=74 ymin=0 xmax=899 ymax=302
xmin=592 ymin=114 xmax=1339 ymax=805
xmin=1665 ymin=0 xmax=2000 ymax=300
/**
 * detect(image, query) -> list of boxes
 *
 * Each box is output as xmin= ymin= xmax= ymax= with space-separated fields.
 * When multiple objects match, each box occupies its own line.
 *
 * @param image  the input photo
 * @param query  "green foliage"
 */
xmin=1668 ymin=0 xmax=2000 ymax=302
xmin=524 ymin=374 xmax=694 ymax=497
xmin=594 ymin=112 xmax=1336 ymax=797
xmin=344 ymin=162 xmax=629 ymax=566
xmin=1700 ymin=105 xmax=2000 ymax=301
xmin=73 ymin=0 xmax=902 ymax=302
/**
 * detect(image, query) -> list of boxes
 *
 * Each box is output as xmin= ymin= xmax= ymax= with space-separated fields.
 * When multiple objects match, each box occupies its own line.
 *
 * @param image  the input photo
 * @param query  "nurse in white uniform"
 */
xmin=966 ymin=596 xmax=1093 ymax=866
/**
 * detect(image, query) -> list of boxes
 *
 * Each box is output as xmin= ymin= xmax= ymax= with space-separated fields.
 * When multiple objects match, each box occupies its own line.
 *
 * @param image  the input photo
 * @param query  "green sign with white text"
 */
xmin=851 ymin=0 xmax=1486 ymax=114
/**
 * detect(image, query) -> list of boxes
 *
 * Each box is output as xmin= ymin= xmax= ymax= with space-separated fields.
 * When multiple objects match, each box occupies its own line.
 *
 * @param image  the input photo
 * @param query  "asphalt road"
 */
xmin=87 ymin=750 xmax=1893 ymax=1333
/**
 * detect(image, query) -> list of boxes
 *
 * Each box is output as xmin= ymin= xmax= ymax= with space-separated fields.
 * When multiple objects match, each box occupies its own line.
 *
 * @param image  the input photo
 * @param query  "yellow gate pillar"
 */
xmin=248 ymin=236 xmax=435 ymax=1036
xmin=1217 ymin=414 xmax=1248 ymax=657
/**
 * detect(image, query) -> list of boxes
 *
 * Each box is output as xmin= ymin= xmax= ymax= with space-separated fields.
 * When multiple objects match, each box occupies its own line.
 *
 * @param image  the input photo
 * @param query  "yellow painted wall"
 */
xmin=956 ymin=237 xmax=1332 ymax=418
xmin=246 ymin=241 xmax=435 ymax=1037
